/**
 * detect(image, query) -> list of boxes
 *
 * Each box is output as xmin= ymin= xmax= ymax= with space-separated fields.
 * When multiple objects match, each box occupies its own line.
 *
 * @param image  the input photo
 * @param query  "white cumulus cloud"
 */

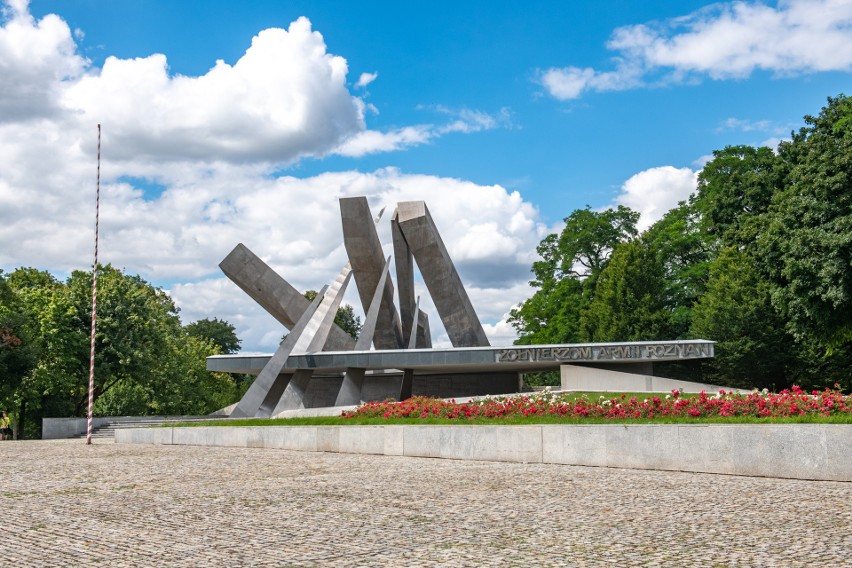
xmin=1 ymin=2 xmax=502 ymax=168
xmin=541 ymin=0 xmax=852 ymax=100
xmin=0 ymin=0 xmax=86 ymax=120
xmin=63 ymin=17 xmax=365 ymax=164
xmin=612 ymin=166 xmax=699 ymax=231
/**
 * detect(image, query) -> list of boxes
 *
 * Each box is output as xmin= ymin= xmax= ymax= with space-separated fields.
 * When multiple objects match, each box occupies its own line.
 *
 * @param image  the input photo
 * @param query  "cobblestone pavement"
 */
xmin=1 ymin=439 xmax=850 ymax=567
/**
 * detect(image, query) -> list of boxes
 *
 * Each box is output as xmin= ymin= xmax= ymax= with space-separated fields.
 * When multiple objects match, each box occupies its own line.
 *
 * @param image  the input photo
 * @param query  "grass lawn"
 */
xmin=172 ymin=414 xmax=852 ymax=427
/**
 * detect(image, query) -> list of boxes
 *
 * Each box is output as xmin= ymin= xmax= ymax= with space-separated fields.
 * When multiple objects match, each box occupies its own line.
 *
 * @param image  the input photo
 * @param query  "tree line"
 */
xmin=0 ymin=266 xmax=247 ymax=438
xmin=510 ymin=94 xmax=852 ymax=392
xmin=0 ymin=266 xmax=364 ymax=439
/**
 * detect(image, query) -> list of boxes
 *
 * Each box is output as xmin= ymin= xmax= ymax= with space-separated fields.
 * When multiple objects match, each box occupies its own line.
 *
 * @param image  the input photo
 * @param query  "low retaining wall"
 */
xmin=116 ymin=424 xmax=851 ymax=482
xmin=43 ymin=415 xmax=210 ymax=439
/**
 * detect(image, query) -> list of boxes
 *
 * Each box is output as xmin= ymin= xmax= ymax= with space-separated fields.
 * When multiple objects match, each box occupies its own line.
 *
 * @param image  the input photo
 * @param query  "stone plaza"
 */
xmin=2 ymin=439 xmax=850 ymax=567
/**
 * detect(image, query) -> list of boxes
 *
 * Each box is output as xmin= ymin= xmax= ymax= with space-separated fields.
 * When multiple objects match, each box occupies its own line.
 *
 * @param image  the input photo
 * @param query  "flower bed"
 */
xmin=342 ymin=385 xmax=850 ymax=422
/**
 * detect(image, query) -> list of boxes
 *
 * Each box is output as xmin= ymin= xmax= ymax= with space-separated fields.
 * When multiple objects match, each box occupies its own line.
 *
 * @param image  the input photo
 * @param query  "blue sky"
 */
xmin=3 ymin=0 xmax=851 ymax=350
xmin=30 ymin=0 xmax=848 ymax=214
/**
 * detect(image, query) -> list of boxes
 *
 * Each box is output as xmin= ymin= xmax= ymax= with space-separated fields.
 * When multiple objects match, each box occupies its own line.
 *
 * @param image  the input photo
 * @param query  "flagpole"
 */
xmin=86 ymin=124 xmax=101 ymax=445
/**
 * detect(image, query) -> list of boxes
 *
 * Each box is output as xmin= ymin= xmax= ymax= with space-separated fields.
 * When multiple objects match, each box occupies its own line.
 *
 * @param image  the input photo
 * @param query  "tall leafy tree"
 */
xmin=1 ymin=265 xmax=246 ymax=437
xmin=184 ymin=317 xmax=253 ymax=394
xmin=510 ymin=206 xmax=639 ymax=344
xmin=65 ymin=265 xmax=183 ymax=416
xmin=690 ymin=248 xmax=793 ymax=390
xmin=556 ymin=206 xmax=640 ymax=280
xmin=5 ymin=268 xmax=85 ymax=438
xmin=95 ymin=333 xmax=240 ymax=416
xmin=186 ymin=317 xmax=241 ymax=354
xmin=694 ymin=144 xmax=782 ymax=249
xmin=581 ymin=240 xmax=672 ymax=342
xmin=642 ymin=201 xmax=713 ymax=337
xmin=758 ymin=94 xmax=852 ymax=350
xmin=0 ymin=272 xmax=36 ymax=433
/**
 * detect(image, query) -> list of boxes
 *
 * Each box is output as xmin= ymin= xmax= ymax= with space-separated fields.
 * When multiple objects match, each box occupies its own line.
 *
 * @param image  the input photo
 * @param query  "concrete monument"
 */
xmin=212 ymin=197 xmax=716 ymax=416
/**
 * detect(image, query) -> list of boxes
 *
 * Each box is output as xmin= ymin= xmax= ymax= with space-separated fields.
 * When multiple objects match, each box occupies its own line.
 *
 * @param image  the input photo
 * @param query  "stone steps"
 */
xmin=71 ymin=416 xmax=223 ymax=439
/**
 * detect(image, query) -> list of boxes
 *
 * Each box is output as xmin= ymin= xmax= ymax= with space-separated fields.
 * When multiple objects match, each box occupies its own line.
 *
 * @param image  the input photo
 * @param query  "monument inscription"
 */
xmin=496 ymin=342 xmax=713 ymax=363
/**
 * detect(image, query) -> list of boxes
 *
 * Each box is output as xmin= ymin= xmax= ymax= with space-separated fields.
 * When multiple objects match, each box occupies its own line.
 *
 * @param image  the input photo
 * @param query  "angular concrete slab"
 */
xmin=392 ymin=211 xmax=432 ymax=349
xmin=355 ymin=256 xmax=392 ymax=351
xmin=396 ymin=201 xmax=489 ymax=347
xmin=293 ymin=264 xmax=353 ymax=354
xmin=210 ymin=340 xmax=716 ymax=376
xmin=407 ymin=296 xmax=421 ymax=349
xmin=415 ymin=309 xmax=431 ymax=348
xmin=229 ymin=287 xmax=327 ymax=418
xmin=272 ymin=369 xmax=315 ymax=413
xmin=335 ymin=367 xmax=366 ymax=406
xmin=391 ymin=209 xmax=416 ymax=344
xmin=256 ymin=373 xmax=292 ymax=417
xmin=340 ymin=197 xmax=403 ymax=349
xmin=219 ymin=243 xmax=354 ymax=351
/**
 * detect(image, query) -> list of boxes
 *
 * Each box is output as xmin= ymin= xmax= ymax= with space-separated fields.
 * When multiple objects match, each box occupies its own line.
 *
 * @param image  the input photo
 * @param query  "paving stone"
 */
xmin=0 ymin=439 xmax=849 ymax=567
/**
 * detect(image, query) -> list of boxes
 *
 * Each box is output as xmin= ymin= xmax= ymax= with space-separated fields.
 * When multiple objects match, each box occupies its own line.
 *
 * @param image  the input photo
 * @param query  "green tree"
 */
xmin=642 ymin=201 xmax=713 ymax=337
xmin=694 ymin=145 xmax=782 ymax=249
xmin=64 ymin=266 xmax=183 ymax=416
xmin=93 ymin=333 xmax=239 ymax=416
xmin=5 ymin=268 xmax=85 ymax=438
xmin=185 ymin=317 xmax=241 ymax=354
xmin=509 ymin=206 xmax=639 ymax=344
xmin=184 ymin=317 xmax=253 ymax=394
xmin=0 ymin=272 xmax=37 ymax=435
xmin=1 ymin=265 xmax=245 ymax=437
xmin=556 ymin=206 xmax=640 ymax=280
xmin=511 ymin=276 xmax=585 ymax=346
xmin=104 ymin=332 xmax=238 ymax=415
xmin=581 ymin=240 xmax=672 ymax=342
xmin=689 ymin=248 xmax=792 ymax=390
xmin=758 ymin=94 xmax=852 ymax=350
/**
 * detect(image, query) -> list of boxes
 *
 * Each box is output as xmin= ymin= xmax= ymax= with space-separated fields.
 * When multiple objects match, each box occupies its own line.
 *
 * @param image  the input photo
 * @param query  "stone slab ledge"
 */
xmin=116 ymin=423 xmax=852 ymax=482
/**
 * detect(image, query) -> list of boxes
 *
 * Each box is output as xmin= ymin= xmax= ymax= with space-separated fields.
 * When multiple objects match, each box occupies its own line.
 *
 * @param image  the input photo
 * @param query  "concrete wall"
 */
xmin=117 ymin=423 xmax=852 ymax=482
xmin=561 ymin=364 xmax=746 ymax=393
xmin=43 ymin=415 xmax=213 ymax=439
xmin=43 ymin=417 xmax=97 ymax=439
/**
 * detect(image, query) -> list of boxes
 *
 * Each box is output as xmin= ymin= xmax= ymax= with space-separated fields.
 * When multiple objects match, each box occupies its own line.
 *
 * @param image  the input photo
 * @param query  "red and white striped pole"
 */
xmin=86 ymin=124 xmax=101 ymax=445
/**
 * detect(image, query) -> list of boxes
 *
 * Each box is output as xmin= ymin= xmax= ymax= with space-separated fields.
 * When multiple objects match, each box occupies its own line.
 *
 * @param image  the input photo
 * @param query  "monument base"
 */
xmin=272 ymin=371 xmax=521 ymax=409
